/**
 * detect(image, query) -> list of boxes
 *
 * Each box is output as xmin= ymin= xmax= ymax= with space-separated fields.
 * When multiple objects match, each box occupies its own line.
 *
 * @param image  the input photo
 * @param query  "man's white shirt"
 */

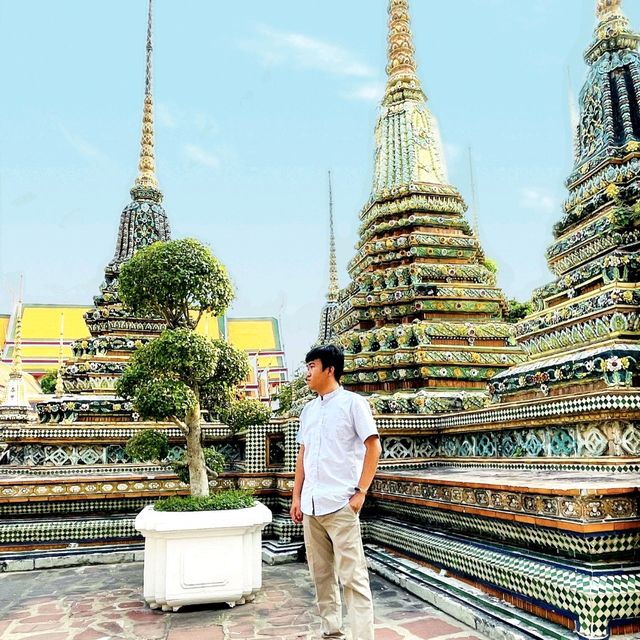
xmin=296 ymin=386 xmax=379 ymax=516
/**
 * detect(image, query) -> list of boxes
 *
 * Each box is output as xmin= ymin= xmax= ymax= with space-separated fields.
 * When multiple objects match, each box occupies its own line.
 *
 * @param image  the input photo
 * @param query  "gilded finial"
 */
xmin=384 ymin=0 xmax=424 ymax=104
xmin=596 ymin=0 xmax=623 ymax=22
xmin=327 ymin=171 xmax=339 ymax=303
xmin=10 ymin=279 xmax=24 ymax=376
xmin=55 ymin=313 xmax=65 ymax=397
xmin=133 ymin=0 xmax=159 ymax=193
xmin=587 ymin=0 xmax=637 ymax=64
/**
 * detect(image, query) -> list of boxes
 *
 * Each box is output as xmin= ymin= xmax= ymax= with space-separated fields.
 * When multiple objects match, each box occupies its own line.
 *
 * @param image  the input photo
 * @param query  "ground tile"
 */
xmin=0 ymin=562 xmax=490 ymax=640
xmin=375 ymin=628 xmax=404 ymax=640
xmin=401 ymin=617 xmax=467 ymax=639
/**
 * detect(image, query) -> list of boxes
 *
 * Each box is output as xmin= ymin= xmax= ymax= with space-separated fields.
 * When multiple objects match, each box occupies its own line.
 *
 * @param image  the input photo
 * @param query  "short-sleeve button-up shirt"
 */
xmin=296 ymin=386 xmax=379 ymax=516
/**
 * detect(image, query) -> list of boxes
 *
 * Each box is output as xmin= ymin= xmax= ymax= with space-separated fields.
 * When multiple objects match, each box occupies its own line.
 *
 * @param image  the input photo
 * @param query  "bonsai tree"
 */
xmin=116 ymin=238 xmax=271 ymax=498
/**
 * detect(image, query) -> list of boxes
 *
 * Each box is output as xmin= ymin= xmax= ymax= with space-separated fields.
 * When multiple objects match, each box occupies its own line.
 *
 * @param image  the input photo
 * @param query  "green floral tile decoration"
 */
xmin=328 ymin=2 xmax=524 ymax=413
xmin=491 ymin=0 xmax=640 ymax=403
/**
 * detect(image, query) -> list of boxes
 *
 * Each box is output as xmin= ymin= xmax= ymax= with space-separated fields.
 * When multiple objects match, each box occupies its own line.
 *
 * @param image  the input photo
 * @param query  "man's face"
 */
xmin=305 ymin=358 xmax=333 ymax=392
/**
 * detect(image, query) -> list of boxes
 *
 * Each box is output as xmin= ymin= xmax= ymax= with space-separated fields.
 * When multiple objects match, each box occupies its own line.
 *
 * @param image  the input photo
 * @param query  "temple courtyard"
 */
xmin=0 ymin=561 xmax=491 ymax=640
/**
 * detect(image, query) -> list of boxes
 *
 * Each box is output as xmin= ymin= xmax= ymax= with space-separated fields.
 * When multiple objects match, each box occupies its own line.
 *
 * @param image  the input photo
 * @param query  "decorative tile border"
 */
xmin=373 ymin=502 xmax=640 ymax=559
xmin=366 ymin=518 xmax=640 ymax=640
xmin=371 ymin=476 xmax=639 ymax=523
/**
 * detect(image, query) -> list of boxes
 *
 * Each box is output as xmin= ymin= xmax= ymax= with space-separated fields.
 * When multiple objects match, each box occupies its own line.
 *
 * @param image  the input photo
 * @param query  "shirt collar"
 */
xmin=319 ymin=385 xmax=342 ymax=402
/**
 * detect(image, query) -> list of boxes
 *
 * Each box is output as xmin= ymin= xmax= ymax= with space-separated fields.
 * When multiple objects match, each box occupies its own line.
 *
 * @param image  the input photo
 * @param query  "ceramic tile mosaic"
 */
xmin=367 ymin=518 xmax=640 ymax=640
xmin=373 ymin=502 xmax=640 ymax=559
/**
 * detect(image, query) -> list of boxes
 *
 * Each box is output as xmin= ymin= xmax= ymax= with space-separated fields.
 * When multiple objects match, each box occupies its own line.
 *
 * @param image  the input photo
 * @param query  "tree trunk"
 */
xmin=186 ymin=401 xmax=209 ymax=497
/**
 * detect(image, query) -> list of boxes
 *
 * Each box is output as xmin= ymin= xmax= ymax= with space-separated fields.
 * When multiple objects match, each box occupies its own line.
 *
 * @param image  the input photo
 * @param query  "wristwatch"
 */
xmin=354 ymin=486 xmax=366 ymax=495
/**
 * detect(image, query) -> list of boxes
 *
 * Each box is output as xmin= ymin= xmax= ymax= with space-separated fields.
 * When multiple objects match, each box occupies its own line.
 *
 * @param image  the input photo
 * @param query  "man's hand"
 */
xmin=348 ymin=490 xmax=366 ymax=514
xmin=290 ymin=497 xmax=303 ymax=524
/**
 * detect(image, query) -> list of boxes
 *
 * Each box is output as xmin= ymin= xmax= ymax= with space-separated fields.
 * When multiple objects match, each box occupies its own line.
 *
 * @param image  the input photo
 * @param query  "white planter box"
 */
xmin=135 ymin=501 xmax=272 ymax=611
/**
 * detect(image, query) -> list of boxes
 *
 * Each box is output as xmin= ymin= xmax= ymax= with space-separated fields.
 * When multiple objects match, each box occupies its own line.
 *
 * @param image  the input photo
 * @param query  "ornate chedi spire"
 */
xmin=133 ymin=0 xmax=159 ymax=195
xmin=36 ymin=0 xmax=171 ymax=423
xmin=109 ymin=0 xmax=170 ymax=271
xmin=1 ymin=295 xmax=37 ymax=422
xmin=332 ymin=0 xmax=524 ymax=415
xmin=327 ymin=171 xmax=339 ymax=303
xmin=372 ymin=0 xmax=447 ymax=199
xmin=317 ymin=171 xmax=340 ymax=344
xmin=490 ymin=0 xmax=640 ymax=402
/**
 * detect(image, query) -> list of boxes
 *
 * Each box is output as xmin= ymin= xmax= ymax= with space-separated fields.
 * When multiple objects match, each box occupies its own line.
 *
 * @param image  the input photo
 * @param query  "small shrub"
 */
xmin=220 ymin=399 xmax=272 ymax=433
xmin=154 ymin=489 xmax=255 ymax=512
xmin=506 ymin=299 xmax=533 ymax=323
xmin=483 ymin=258 xmax=498 ymax=274
xmin=40 ymin=370 xmax=58 ymax=394
xmin=126 ymin=429 xmax=169 ymax=462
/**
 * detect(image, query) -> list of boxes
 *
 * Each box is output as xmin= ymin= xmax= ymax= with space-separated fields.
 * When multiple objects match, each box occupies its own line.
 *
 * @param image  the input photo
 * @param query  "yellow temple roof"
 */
xmin=0 ymin=305 xmax=287 ymax=399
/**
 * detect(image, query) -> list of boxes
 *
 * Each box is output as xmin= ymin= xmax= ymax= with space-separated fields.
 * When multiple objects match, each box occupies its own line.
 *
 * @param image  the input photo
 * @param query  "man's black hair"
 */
xmin=305 ymin=344 xmax=344 ymax=382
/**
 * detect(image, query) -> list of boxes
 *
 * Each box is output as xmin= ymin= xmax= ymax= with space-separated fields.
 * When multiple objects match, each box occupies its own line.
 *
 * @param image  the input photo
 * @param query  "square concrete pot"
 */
xmin=135 ymin=501 xmax=272 ymax=611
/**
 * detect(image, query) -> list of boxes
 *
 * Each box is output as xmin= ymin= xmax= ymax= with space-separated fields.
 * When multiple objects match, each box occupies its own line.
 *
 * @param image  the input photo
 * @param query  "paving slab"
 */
xmin=0 ymin=561 xmax=491 ymax=640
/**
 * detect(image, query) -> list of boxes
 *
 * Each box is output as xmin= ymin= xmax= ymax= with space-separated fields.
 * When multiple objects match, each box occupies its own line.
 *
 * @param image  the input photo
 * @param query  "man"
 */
xmin=290 ymin=344 xmax=382 ymax=640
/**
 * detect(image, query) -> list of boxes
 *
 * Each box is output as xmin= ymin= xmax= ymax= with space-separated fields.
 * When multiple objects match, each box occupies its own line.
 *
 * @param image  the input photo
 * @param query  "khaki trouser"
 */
xmin=303 ymin=504 xmax=374 ymax=640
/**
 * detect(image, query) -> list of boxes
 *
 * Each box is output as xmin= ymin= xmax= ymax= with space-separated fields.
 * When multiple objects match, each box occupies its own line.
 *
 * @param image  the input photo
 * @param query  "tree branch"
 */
xmin=194 ymin=309 xmax=204 ymax=331
xmin=170 ymin=416 xmax=189 ymax=435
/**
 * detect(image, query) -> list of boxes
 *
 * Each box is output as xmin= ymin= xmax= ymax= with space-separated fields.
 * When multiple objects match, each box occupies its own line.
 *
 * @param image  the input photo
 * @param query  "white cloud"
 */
xmin=157 ymin=104 xmax=218 ymax=136
xmin=58 ymin=124 xmax=106 ymax=160
xmin=157 ymin=103 xmax=177 ymax=128
xmin=444 ymin=142 xmax=463 ymax=164
xmin=521 ymin=188 xmax=557 ymax=214
xmin=184 ymin=144 xmax=220 ymax=169
xmin=245 ymin=26 xmax=375 ymax=79
xmin=346 ymin=82 xmax=385 ymax=102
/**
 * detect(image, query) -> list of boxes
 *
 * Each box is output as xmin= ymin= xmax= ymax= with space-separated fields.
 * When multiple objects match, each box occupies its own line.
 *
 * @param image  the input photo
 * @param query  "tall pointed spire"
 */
xmin=132 ymin=0 xmax=159 ymax=195
xmin=371 ymin=0 xmax=447 ymax=199
xmin=384 ymin=0 xmax=424 ymax=105
xmin=106 ymin=0 xmax=170 ymax=270
xmin=327 ymin=171 xmax=339 ymax=303
xmin=9 ymin=279 xmax=23 ymax=377
xmin=1 ymin=283 xmax=36 ymax=415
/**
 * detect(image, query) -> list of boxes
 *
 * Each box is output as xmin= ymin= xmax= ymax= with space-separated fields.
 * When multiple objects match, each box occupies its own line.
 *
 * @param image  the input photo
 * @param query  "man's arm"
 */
xmin=349 ymin=435 xmax=381 ymax=513
xmin=289 ymin=444 xmax=305 ymax=524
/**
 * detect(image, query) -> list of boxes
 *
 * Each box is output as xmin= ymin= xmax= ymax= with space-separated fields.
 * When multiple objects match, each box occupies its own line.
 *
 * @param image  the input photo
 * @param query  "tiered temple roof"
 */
xmin=491 ymin=0 xmax=640 ymax=402
xmin=333 ymin=0 xmax=525 ymax=414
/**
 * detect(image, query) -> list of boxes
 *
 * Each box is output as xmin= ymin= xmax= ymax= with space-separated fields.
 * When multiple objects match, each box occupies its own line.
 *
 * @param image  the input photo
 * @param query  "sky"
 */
xmin=2 ymin=0 xmax=639 ymax=372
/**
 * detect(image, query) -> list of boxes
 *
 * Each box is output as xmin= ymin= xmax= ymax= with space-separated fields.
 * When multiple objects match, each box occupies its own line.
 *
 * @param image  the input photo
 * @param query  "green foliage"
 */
xmin=39 ymin=370 xmax=57 ymax=394
xmin=119 ymin=238 xmax=234 ymax=330
xmin=154 ymin=489 xmax=255 ymax=512
xmin=610 ymin=202 xmax=640 ymax=233
xmin=118 ymin=238 xmax=253 ymax=497
xmin=506 ymin=299 xmax=533 ymax=323
xmin=125 ymin=429 xmax=169 ymax=462
xmin=172 ymin=447 xmax=226 ymax=484
xmin=483 ymin=258 xmax=498 ymax=274
xmin=273 ymin=373 xmax=307 ymax=416
xmin=116 ymin=329 xmax=249 ymax=422
xmin=219 ymin=399 xmax=272 ymax=433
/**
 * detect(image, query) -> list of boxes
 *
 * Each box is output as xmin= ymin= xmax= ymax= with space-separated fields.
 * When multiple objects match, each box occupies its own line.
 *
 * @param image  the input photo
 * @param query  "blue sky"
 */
xmin=2 ymin=0 xmax=639 ymax=370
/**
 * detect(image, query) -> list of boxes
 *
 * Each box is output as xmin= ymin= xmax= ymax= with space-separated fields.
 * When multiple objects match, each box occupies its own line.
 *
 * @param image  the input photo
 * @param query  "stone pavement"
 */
xmin=0 ymin=561 xmax=491 ymax=640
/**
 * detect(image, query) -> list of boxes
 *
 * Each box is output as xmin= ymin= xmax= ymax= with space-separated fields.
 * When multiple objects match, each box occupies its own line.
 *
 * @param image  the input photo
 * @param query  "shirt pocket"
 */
xmin=330 ymin=410 xmax=355 ymax=444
